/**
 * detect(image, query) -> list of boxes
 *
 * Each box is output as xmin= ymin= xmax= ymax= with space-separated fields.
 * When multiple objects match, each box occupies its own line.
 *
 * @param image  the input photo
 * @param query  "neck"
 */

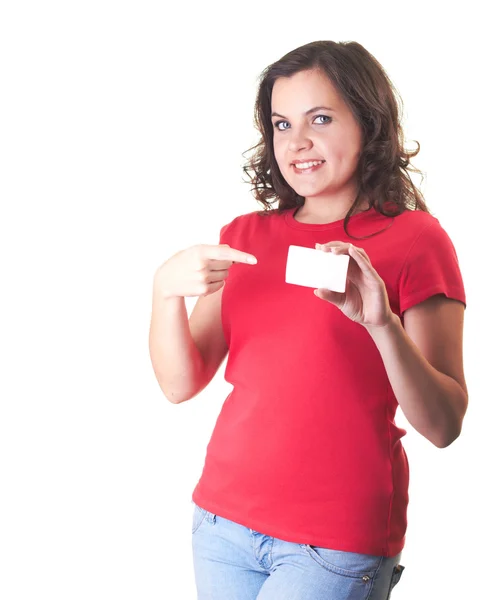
xmin=294 ymin=199 xmax=370 ymax=225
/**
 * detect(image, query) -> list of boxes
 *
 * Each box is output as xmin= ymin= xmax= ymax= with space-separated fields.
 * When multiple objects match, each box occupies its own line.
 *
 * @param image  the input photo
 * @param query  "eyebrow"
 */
xmin=271 ymin=105 xmax=335 ymax=119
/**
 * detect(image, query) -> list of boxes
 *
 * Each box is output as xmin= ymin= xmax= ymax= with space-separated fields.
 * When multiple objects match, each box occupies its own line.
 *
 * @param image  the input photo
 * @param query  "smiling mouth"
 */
xmin=292 ymin=160 xmax=326 ymax=173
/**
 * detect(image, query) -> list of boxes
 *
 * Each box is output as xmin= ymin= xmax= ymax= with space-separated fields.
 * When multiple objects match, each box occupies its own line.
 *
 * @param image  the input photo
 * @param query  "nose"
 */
xmin=287 ymin=126 xmax=314 ymax=153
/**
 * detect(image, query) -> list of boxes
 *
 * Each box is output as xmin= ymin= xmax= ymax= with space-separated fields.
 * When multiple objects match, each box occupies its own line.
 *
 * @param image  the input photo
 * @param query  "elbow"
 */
xmin=163 ymin=388 xmax=188 ymax=404
xmin=432 ymin=422 xmax=464 ymax=449
xmin=154 ymin=379 xmax=187 ymax=404
xmin=433 ymin=391 xmax=468 ymax=449
xmin=433 ymin=434 xmax=458 ymax=449
xmin=162 ymin=384 xmax=201 ymax=404
xmin=166 ymin=394 xmax=182 ymax=405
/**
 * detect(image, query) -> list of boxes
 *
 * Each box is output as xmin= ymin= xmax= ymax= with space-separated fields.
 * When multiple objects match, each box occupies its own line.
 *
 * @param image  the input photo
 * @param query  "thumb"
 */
xmin=314 ymin=287 xmax=341 ymax=305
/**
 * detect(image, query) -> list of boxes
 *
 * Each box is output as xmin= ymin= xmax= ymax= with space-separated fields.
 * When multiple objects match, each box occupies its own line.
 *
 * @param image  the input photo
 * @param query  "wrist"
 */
xmin=153 ymin=270 xmax=178 ymax=301
xmin=364 ymin=311 xmax=400 ymax=335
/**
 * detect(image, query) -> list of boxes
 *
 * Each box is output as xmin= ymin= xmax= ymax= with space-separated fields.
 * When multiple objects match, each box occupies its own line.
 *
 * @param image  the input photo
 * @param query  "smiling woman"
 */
xmin=241 ymin=40 xmax=429 ymax=237
xmin=270 ymin=69 xmax=370 ymax=224
xmin=177 ymin=40 xmax=469 ymax=600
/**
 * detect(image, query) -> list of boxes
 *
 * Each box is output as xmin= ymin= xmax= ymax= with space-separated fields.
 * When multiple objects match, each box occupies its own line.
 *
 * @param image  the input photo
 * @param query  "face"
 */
xmin=271 ymin=69 xmax=364 ymax=203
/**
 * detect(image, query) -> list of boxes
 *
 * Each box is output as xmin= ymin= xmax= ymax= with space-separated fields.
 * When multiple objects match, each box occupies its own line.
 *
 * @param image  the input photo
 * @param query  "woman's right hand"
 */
xmin=154 ymin=244 xmax=258 ymax=299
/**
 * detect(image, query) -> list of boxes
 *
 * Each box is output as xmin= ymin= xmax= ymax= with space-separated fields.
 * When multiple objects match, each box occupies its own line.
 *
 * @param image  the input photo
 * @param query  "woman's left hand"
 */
xmin=314 ymin=242 xmax=393 ymax=328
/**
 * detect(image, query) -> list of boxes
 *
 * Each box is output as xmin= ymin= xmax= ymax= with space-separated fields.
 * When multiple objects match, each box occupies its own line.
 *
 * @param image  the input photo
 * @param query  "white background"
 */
xmin=0 ymin=1 xmax=481 ymax=598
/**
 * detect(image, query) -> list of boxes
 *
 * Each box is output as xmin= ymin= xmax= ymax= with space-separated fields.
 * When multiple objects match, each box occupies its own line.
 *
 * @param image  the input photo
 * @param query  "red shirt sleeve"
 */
xmin=398 ymin=220 xmax=466 ymax=315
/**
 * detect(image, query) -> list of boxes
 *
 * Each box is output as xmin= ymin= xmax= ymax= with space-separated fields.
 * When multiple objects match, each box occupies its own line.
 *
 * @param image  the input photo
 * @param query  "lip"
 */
xmin=292 ymin=161 xmax=326 ymax=174
xmin=291 ymin=158 xmax=325 ymax=165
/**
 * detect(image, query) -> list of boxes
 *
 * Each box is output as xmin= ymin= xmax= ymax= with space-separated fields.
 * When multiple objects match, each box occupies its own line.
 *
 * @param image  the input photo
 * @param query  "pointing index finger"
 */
xmin=222 ymin=246 xmax=257 ymax=264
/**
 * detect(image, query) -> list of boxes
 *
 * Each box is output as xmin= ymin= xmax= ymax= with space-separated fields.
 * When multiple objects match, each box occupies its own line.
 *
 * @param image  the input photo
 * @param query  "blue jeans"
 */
xmin=192 ymin=502 xmax=405 ymax=600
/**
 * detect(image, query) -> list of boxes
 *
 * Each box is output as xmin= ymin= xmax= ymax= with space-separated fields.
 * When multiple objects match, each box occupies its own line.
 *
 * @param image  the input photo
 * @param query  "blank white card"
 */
xmin=285 ymin=245 xmax=350 ymax=293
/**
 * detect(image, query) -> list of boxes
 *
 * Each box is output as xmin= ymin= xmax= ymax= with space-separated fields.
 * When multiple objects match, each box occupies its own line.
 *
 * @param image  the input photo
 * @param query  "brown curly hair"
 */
xmin=241 ymin=40 xmax=431 ymax=240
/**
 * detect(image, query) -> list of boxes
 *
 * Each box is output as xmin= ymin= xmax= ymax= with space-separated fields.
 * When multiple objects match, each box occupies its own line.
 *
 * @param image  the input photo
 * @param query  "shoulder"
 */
xmin=394 ymin=207 xmax=439 ymax=230
xmin=391 ymin=208 xmax=457 ymax=252
xmin=221 ymin=207 xmax=280 ymax=231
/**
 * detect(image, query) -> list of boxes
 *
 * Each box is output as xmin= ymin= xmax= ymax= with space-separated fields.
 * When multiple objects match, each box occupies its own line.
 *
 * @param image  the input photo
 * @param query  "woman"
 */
xmin=149 ymin=40 xmax=468 ymax=599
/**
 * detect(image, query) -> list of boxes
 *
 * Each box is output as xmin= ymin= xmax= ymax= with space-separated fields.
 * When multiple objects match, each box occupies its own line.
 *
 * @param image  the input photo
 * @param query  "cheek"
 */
xmin=273 ymin=143 xmax=286 ymax=172
xmin=329 ymin=138 xmax=359 ymax=167
xmin=273 ymin=143 xmax=280 ymax=163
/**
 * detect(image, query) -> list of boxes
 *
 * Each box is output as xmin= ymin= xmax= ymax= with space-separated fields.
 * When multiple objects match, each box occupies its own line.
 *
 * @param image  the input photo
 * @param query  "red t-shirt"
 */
xmin=192 ymin=205 xmax=466 ymax=557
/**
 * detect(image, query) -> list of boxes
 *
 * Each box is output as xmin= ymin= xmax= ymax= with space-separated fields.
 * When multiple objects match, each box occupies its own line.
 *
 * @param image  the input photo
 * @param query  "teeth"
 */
xmin=294 ymin=160 xmax=324 ymax=169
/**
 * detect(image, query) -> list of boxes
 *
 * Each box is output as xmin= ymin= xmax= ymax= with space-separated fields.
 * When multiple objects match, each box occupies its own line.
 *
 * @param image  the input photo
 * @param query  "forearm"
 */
xmin=365 ymin=313 xmax=468 ymax=448
xmin=149 ymin=274 xmax=206 ymax=404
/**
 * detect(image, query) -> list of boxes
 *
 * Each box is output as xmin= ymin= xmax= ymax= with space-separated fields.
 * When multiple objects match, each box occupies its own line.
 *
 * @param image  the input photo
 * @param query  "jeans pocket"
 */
xmin=192 ymin=503 xmax=208 ymax=535
xmin=300 ymin=544 xmax=383 ymax=579
xmin=386 ymin=564 xmax=405 ymax=599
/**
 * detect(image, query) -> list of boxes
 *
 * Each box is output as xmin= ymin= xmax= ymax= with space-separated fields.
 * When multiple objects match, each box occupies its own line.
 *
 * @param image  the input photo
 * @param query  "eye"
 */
xmin=273 ymin=114 xmax=332 ymax=131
